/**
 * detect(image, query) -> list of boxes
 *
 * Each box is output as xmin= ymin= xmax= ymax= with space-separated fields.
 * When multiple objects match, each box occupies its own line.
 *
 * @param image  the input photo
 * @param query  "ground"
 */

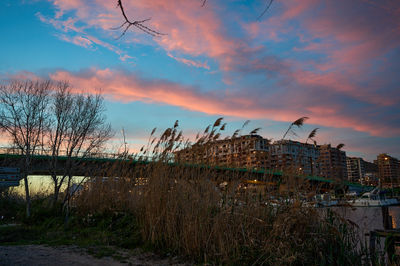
xmin=0 ymin=245 xmax=189 ymax=266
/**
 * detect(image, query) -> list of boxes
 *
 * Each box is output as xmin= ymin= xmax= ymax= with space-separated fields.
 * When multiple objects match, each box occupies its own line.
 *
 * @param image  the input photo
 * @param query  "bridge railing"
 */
xmin=0 ymin=146 xmax=155 ymax=161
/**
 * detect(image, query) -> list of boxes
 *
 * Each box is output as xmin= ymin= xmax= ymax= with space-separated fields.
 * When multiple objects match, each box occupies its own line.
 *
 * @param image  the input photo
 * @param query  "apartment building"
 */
xmin=346 ymin=157 xmax=378 ymax=184
xmin=268 ymin=140 xmax=320 ymax=175
xmin=363 ymin=161 xmax=379 ymax=186
xmin=318 ymin=144 xmax=347 ymax=180
xmin=346 ymin=157 xmax=365 ymax=183
xmin=175 ymin=136 xmax=352 ymax=182
xmin=174 ymin=134 xmax=270 ymax=169
xmin=376 ymin=154 xmax=400 ymax=186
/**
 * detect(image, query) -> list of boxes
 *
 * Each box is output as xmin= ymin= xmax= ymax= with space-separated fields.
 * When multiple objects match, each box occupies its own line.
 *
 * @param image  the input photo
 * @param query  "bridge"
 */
xmin=0 ymin=147 xmax=372 ymax=191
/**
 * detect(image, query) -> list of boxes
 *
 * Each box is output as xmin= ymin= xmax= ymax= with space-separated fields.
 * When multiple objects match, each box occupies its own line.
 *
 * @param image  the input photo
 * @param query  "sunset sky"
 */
xmin=0 ymin=0 xmax=399 ymax=161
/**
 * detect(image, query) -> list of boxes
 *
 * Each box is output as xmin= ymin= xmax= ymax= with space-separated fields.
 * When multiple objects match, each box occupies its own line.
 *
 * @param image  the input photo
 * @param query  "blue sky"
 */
xmin=1 ymin=0 xmax=399 ymax=162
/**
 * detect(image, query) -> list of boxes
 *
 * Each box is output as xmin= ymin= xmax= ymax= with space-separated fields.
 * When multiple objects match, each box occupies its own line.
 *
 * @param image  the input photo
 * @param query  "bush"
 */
xmin=0 ymin=190 xmax=25 ymax=223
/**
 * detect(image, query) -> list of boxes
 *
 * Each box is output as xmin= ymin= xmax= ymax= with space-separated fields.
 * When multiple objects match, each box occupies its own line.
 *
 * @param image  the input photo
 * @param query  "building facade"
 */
xmin=175 ymin=136 xmax=354 ymax=182
xmin=346 ymin=157 xmax=378 ymax=185
xmin=268 ymin=140 xmax=320 ymax=175
xmin=363 ymin=161 xmax=379 ymax=186
xmin=174 ymin=134 xmax=270 ymax=170
xmin=347 ymin=157 xmax=365 ymax=183
xmin=376 ymin=154 xmax=400 ymax=187
xmin=318 ymin=144 xmax=347 ymax=180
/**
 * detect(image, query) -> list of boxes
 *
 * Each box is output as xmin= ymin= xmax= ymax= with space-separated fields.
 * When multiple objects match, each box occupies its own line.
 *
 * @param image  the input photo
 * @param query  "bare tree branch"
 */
xmin=37 ymin=83 xmax=114 ymax=208
xmin=113 ymin=0 xmax=165 ymax=39
xmin=201 ymin=0 xmax=274 ymax=20
xmin=257 ymin=0 xmax=274 ymax=20
xmin=0 ymin=80 xmax=51 ymax=217
xmin=113 ymin=0 xmax=274 ymax=38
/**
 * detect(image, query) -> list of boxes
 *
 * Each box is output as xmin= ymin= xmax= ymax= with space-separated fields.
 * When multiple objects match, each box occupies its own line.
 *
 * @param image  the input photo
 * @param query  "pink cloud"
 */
xmin=30 ymin=1 xmax=400 ymax=141
xmin=4 ymin=71 xmax=41 ymax=81
xmin=307 ymin=2 xmax=399 ymax=75
xmin=42 ymin=0 xmax=256 ymax=71
xmin=36 ymin=11 xmax=132 ymax=62
xmin=36 ymin=12 xmax=84 ymax=33
xmin=242 ymin=1 xmax=400 ymax=101
xmin=166 ymin=53 xmax=209 ymax=70
xmin=57 ymin=34 xmax=93 ymax=48
xmin=46 ymin=67 xmax=400 ymax=137
xmin=42 ymin=0 xmax=400 ymax=82
xmin=289 ymin=69 xmax=397 ymax=107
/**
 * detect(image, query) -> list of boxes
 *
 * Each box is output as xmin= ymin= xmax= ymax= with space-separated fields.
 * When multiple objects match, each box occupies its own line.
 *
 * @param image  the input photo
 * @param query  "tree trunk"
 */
xmin=23 ymin=173 xmax=31 ymax=218
xmin=64 ymin=174 xmax=72 ymax=228
xmin=52 ymin=176 xmax=59 ymax=207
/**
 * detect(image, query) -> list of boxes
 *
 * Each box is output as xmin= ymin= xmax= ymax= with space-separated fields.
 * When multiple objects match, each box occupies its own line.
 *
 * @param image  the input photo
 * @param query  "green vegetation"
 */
xmin=0 ymin=197 xmax=142 ymax=261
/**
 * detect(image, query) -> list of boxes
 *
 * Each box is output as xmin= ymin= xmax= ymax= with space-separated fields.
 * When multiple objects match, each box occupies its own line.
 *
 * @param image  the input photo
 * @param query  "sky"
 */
xmin=0 ymin=0 xmax=399 ymax=162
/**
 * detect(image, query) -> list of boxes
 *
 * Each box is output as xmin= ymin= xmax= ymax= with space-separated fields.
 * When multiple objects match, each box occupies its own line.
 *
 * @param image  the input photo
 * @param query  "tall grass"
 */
xmin=73 ymin=119 xmax=370 ymax=264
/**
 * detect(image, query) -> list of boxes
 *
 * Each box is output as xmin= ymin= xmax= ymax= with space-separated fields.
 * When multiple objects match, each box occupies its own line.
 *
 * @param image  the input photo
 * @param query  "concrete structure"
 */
xmin=174 ymin=135 xmax=270 ymax=170
xmin=268 ymin=140 xmax=320 ymax=175
xmin=376 ymin=154 xmax=400 ymax=187
xmin=318 ymin=144 xmax=347 ymax=180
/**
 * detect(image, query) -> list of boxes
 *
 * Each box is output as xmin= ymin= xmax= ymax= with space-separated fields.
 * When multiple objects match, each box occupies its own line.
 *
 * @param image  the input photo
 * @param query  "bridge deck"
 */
xmin=0 ymin=152 xmax=372 ymax=190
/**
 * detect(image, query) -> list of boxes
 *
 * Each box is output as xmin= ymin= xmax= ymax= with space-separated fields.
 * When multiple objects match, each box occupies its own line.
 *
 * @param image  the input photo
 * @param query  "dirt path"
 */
xmin=0 ymin=245 xmax=189 ymax=266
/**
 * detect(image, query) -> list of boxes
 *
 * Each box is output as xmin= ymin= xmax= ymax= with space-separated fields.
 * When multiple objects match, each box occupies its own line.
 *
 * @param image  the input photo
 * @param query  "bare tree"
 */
xmin=45 ymin=83 xmax=113 ymax=208
xmin=51 ymin=91 xmax=113 ymax=218
xmin=0 ymin=80 xmax=51 ymax=217
xmin=47 ymin=81 xmax=74 ymax=207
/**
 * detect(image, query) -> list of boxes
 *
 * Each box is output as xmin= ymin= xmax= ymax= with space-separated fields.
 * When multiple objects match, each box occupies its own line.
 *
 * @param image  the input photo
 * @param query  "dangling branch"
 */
xmin=113 ymin=0 xmax=165 ymax=39
xmin=201 ymin=0 xmax=274 ymax=20
xmin=257 ymin=0 xmax=274 ymax=20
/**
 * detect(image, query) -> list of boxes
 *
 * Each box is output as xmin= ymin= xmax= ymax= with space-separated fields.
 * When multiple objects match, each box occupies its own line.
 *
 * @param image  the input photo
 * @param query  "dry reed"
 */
xmin=75 ymin=119 xmax=367 ymax=265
